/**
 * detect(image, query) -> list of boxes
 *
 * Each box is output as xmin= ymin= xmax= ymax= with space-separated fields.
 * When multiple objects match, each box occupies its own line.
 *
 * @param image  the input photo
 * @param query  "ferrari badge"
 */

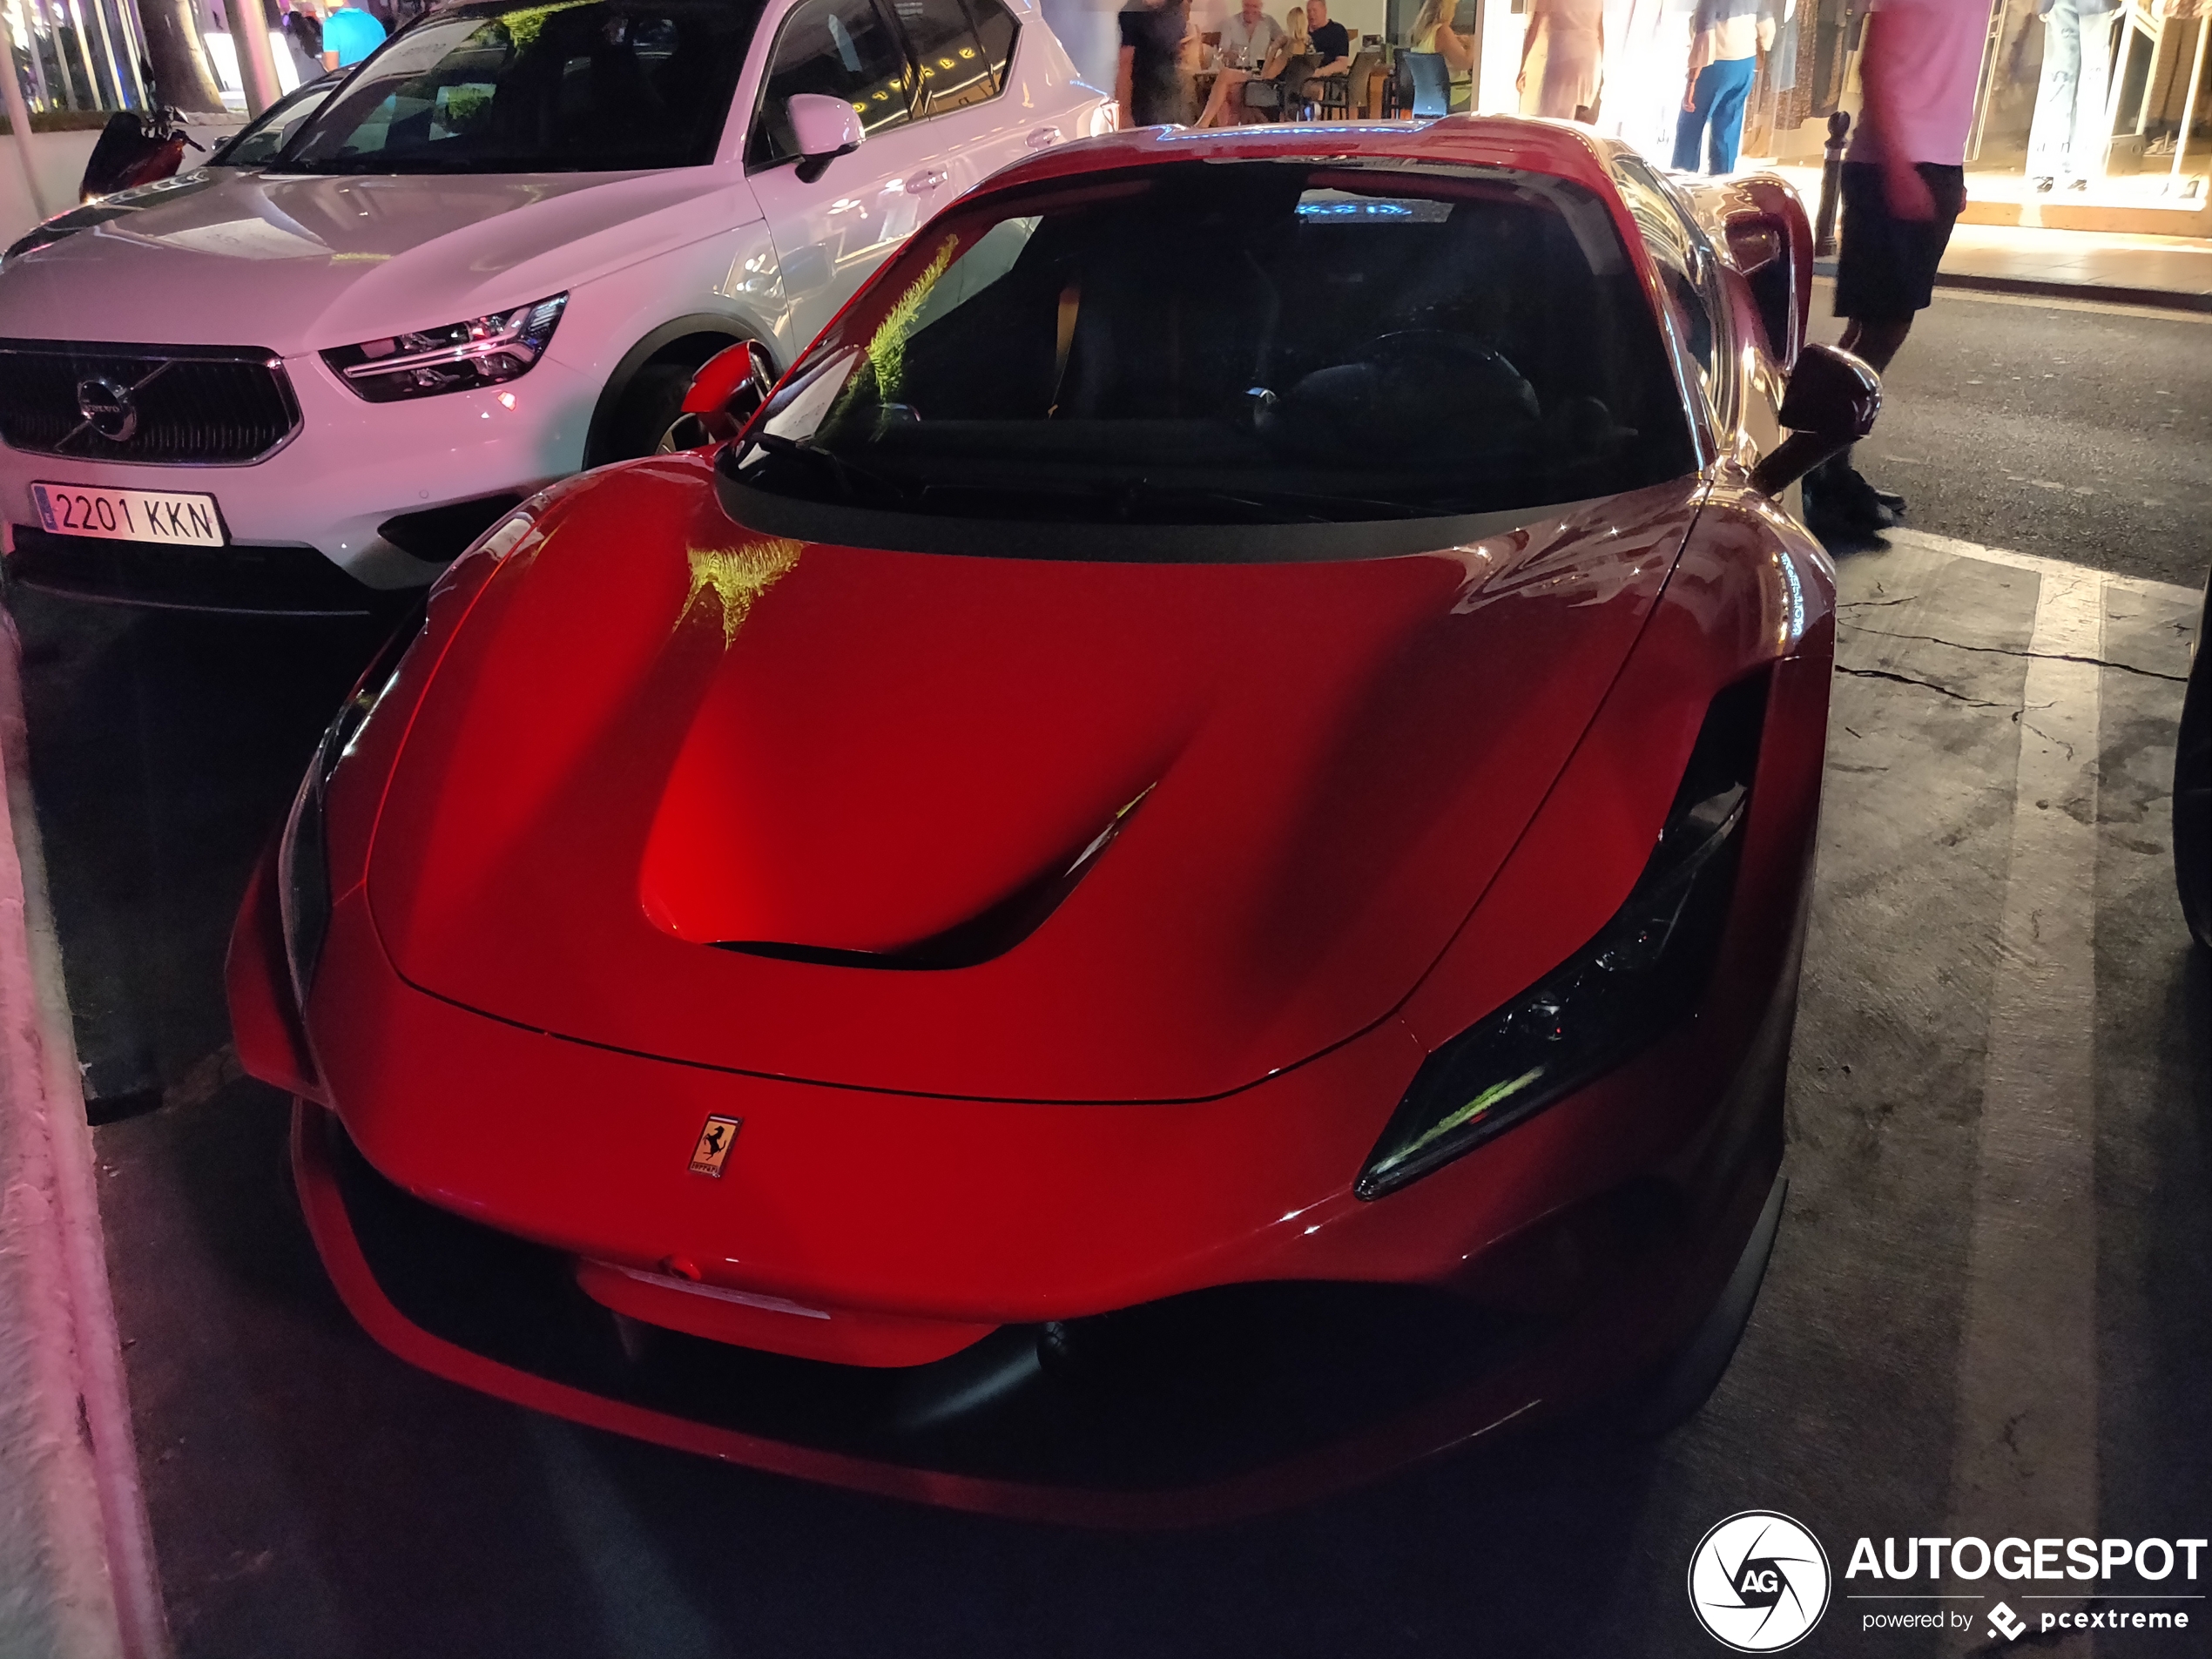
xmin=687 ymin=1115 xmax=742 ymax=1177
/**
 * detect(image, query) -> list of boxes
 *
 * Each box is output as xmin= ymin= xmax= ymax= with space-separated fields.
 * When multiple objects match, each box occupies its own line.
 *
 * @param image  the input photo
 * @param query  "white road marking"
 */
xmin=1885 ymin=528 xmax=2197 ymax=604
xmin=1941 ymin=556 xmax=2107 ymax=1652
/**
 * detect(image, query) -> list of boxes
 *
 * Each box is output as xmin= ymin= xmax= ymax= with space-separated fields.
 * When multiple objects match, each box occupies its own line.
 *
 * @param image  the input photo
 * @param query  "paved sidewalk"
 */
xmin=0 ymin=610 xmax=167 ymax=1659
xmin=1770 ymin=163 xmax=2212 ymax=311
xmin=1925 ymin=222 xmax=2212 ymax=311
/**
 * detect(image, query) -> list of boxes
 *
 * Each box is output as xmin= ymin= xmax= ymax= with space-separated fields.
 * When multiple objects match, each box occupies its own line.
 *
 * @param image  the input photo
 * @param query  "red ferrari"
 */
xmin=229 ymin=118 xmax=1875 ymax=1524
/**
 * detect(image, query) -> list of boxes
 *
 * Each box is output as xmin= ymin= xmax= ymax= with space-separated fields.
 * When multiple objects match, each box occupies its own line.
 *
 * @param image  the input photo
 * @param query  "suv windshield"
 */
xmin=278 ymin=0 xmax=759 ymax=174
xmin=725 ymin=160 xmax=1696 ymax=540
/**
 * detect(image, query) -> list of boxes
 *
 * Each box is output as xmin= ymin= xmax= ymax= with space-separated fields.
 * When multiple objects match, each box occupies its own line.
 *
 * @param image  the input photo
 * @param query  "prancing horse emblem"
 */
xmin=688 ymin=1114 xmax=742 ymax=1177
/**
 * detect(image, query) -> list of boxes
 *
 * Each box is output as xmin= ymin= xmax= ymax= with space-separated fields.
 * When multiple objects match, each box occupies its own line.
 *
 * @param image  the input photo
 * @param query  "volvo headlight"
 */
xmin=277 ymin=605 xmax=426 ymax=1007
xmin=1356 ymin=677 xmax=1770 ymax=1201
xmin=323 ymin=293 xmax=567 ymax=403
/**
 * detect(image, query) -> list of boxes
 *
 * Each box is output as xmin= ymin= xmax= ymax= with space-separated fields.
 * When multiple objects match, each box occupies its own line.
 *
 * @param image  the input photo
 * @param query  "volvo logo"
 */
xmin=75 ymin=376 xmax=138 ymax=442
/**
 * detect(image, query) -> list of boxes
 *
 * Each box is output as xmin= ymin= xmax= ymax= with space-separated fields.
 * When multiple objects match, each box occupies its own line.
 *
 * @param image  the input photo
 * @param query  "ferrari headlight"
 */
xmin=1356 ymin=677 xmax=1769 ymax=1201
xmin=277 ymin=605 xmax=426 ymax=1007
xmin=323 ymin=293 xmax=567 ymax=403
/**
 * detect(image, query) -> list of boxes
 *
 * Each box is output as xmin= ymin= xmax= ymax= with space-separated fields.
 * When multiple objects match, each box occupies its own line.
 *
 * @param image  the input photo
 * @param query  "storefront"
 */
xmin=1455 ymin=0 xmax=2212 ymax=233
xmin=1130 ymin=0 xmax=2212 ymax=239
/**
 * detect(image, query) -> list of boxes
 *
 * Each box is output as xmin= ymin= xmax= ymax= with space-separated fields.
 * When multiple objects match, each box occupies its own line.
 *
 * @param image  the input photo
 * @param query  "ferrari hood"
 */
xmin=0 ymin=165 xmax=753 ymax=353
xmin=366 ymin=460 xmax=1703 ymax=1103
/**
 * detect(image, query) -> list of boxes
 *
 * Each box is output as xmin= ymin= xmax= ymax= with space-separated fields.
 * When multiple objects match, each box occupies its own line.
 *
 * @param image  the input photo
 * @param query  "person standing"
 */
xmin=1672 ymin=0 xmax=1771 ymax=171
xmin=277 ymin=0 xmax=323 ymax=83
xmin=1118 ymin=0 xmax=1193 ymax=125
xmin=1803 ymin=0 xmax=1983 ymax=534
xmin=1519 ymin=0 xmax=1605 ymax=120
xmin=1195 ymin=0 xmax=1284 ymax=125
xmin=2027 ymin=0 xmax=2122 ymax=192
xmin=320 ymin=0 xmax=385 ymax=68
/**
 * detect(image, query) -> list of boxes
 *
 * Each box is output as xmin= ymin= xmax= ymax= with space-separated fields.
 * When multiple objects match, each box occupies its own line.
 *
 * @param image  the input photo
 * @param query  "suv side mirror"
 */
xmin=788 ymin=93 xmax=864 ymax=184
xmin=658 ymin=341 xmax=776 ymax=452
xmin=1751 ymin=342 xmax=1881 ymax=497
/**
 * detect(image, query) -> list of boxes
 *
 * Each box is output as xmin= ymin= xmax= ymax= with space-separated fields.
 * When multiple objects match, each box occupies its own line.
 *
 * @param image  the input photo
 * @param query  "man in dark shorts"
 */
xmin=1805 ymin=0 xmax=1984 ymax=538
xmin=1117 ymin=0 xmax=1192 ymax=127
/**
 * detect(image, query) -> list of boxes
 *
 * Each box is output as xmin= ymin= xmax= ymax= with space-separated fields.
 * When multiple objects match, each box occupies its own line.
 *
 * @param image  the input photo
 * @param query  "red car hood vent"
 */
xmin=368 ymin=463 xmax=1699 ymax=1103
xmin=708 ymin=788 xmax=1150 ymax=972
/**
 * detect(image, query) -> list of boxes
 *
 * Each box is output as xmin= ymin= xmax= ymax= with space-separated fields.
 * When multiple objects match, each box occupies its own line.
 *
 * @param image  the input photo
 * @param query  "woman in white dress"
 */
xmin=1518 ymin=0 xmax=1606 ymax=120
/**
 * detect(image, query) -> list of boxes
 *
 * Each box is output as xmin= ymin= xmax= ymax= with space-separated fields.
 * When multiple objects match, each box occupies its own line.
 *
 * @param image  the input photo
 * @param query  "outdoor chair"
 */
xmin=1309 ymin=49 xmax=1379 ymax=119
xmin=1400 ymin=50 xmax=1450 ymax=119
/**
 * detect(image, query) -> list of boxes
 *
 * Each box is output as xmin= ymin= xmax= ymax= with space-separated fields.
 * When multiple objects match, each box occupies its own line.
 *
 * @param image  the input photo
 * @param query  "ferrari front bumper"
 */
xmin=292 ymin=1092 xmax=1784 ymax=1525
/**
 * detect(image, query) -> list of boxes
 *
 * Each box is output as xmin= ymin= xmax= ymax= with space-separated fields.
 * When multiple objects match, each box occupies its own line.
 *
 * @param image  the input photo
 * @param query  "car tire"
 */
xmin=2175 ymin=583 xmax=2211 ymax=950
xmin=1616 ymin=1175 xmax=1786 ymax=1440
xmin=598 ymin=360 xmax=704 ymax=463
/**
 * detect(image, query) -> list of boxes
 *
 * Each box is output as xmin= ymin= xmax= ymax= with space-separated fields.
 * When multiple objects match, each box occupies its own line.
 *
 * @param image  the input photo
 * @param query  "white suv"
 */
xmin=0 ymin=0 xmax=1109 ymax=611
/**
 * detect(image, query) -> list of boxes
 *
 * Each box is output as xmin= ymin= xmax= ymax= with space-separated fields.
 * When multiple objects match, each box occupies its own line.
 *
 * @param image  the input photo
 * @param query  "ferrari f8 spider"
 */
xmin=229 ymin=117 xmax=1876 ymax=1523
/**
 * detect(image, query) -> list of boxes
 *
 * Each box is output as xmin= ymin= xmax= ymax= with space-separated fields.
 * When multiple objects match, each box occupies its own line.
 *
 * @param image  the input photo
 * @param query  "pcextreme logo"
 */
xmin=1688 ymin=1511 xmax=1833 ymax=1652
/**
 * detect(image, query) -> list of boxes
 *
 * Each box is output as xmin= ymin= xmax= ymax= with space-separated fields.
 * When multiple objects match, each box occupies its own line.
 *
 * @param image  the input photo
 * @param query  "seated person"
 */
xmin=1305 ymin=0 xmax=1352 ymax=78
xmin=1195 ymin=0 xmax=1285 ymax=125
xmin=1231 ymin=4 xmax=1312 ymax=120
xmin=1408 ymin=0 xmax=1474 ymax=110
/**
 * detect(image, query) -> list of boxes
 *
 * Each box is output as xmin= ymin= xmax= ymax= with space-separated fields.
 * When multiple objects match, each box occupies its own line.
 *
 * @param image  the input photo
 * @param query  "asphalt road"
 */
xmin=1817 ymin=286 xmax=2212 ymax=593
xmin=9 ymin=289 xmax=2210 ymax=1659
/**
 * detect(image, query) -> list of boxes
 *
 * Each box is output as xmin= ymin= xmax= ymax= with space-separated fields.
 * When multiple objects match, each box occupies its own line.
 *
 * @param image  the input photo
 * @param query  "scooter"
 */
xmin=78 ymin=105 xmax=202 ymax=201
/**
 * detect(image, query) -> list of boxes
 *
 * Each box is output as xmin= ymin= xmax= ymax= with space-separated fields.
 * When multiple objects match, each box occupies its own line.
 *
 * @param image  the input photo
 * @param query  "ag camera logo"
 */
xmin=1689 ymin=1511 xmax=1832 ymax=1651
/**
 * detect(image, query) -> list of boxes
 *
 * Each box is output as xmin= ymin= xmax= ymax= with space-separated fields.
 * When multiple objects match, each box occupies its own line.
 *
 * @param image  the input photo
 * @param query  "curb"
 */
xmin=1811 ymin=256 xmax=2212 ymax=314
xmin=0 ymin=607 xmax=169 ymax=1659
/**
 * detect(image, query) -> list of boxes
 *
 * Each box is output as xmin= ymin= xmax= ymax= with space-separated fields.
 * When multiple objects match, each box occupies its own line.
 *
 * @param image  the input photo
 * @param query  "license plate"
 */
xmin=31 ymin=482 xmax=226 ymax=546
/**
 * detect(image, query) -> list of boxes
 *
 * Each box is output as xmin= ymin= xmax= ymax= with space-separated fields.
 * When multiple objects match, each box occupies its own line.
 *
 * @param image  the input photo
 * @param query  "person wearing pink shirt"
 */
xmin=1804 ymin=0 xmax=1984 ymax=537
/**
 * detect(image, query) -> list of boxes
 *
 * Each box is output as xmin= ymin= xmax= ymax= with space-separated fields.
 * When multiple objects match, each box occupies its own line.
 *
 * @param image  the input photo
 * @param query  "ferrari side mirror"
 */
xmin=1751 ymin=342 xmax=1881 ymax=497
xmin=789 ymin=93 xmax=865 ymax=184
xmin=658 ymin=341 xmax=776 ymax=452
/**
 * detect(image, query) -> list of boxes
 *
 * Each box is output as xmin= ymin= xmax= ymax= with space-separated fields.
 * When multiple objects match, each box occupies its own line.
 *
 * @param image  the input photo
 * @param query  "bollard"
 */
xmin=1814 ymin=110 xmax=1850 ymax=257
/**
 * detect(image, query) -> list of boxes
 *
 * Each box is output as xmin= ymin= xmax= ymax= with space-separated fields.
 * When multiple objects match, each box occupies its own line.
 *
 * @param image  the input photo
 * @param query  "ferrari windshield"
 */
xmin=728 ymin=160 xmax=1697 ymax=529
xmin=277 ymin=0 xmax=758 ymax=174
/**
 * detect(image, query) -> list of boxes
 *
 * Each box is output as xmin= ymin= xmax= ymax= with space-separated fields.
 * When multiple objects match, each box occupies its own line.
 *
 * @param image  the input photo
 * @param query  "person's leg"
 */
xmin=1672 ymin=69 xmax=1713 ymax=171
xmin=2027 ymin=0 xmax=2082 ymax=185
xmin=1704 ymin=55 xmax=1754 ymax=172
xmin=1808 ymin=163 xmax=1907 ymax=532
xmin=1823 ymin=314 xmax=1913 ymax=516
xmin=2069 ymin=3 xmax=2116 ymax=185
xmin=1815 ymin=164 xmax=1964 ymax=528
xmin=1197 ymin=67 xmax=1246 ymax=125
xmin=1838 ymin=314 xmax=1913 ymax=374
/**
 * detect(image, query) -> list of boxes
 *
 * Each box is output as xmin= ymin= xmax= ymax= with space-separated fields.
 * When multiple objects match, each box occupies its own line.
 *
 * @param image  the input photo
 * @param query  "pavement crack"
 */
xmin=1834 ymin=664 xmax=2005 ymax=706
xmin=1838 ymin=623 xmax=2187 ymax=681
